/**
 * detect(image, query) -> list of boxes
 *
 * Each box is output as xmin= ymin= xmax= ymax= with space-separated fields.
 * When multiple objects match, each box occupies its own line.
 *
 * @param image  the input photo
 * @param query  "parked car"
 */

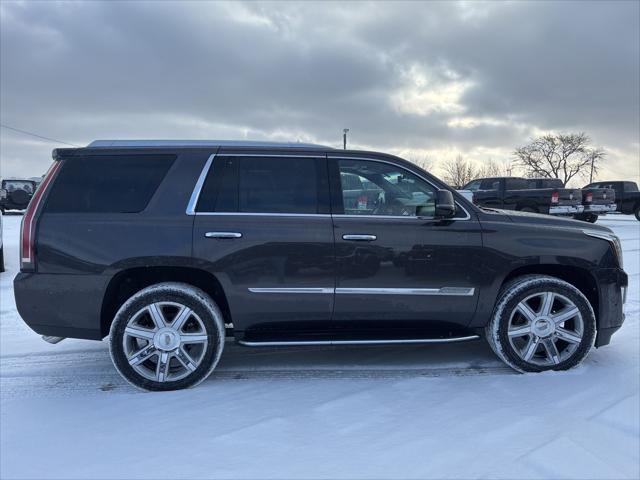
xmin=0 ymin=178 xmax=37 ymax=212
xmin=584 ymin=181 xmax=640 ymax=221
xmin=14 ymin=140 xmax=627 ymax=391
xmin=463 ymin=176 xmax=583 ymax=216
xmin=525 ymin=178 xmax=616 ymax=223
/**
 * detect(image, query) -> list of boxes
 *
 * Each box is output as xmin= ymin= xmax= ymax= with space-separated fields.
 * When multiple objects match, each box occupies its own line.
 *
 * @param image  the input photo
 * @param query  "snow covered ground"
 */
xmin=1 ymin=213 xmax=638 ymax=479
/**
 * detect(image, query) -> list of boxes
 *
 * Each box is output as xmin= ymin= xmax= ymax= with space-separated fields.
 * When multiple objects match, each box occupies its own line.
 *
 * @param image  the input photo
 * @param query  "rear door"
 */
xmin=192 ymin=151 xmax=335 ymax=341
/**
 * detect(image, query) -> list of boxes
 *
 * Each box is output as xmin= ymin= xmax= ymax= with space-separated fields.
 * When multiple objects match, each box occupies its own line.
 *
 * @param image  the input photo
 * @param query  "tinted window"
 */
xmin=238 ymin=157 xmax=318 ymax=214
xmin=506 ymin=178 xmax=529 ymax=190
xmin=528 ymin=178 xmax=563 ymax=189
xmin=337 ymin=159 xmax=437 ymax=216
xmin=197 ymin=157 xmax=238 ymax=212
xmin=45 ymin=155 xmax=175 ymax=213
xmin=624 ymin=182 xmax=639 ymax=192
xmin=2 ymin=180 xmax=35 ymax=193
xmin=464 ymin=180 xmax=481 ymax=191
xmin=480 ymin=179 xmax=500 ymax=191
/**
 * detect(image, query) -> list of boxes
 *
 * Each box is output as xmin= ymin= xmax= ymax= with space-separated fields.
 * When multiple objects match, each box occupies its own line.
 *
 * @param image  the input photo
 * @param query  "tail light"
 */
xmin=585 ymin=192 xmax=593 ymax=203
xmin=551 ymin=191 xmax=559 ymax=204
xmin=20 ymin=161 xmax=61 ymax=271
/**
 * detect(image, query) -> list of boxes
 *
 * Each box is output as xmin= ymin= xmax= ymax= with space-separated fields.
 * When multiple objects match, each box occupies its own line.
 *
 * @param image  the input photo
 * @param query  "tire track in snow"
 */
xmin=0 ymin=348 xmax=513 ymax=397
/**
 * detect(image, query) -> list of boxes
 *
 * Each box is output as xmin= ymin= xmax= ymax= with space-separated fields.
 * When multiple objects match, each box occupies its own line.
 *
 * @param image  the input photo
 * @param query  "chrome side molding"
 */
xmin=247 ymin=287 xmax=475 ymax=296
xmin=248 ymin=287 xmax=334 ymax=294
xmin=239 ymin=335 xmax=480 ymax=347
xmin=335 ymin=287 xmax=475 ymax=296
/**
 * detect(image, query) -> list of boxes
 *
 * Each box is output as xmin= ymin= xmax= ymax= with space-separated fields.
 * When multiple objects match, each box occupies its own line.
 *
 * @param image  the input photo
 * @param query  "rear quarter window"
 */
xmin=44 ymin=155 xmax=176 ymax=213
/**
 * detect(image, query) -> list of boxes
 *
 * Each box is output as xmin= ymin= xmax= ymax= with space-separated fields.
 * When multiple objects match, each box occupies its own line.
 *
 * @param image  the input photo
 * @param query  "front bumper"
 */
xmin=584 ymin=203 xmax=617 ymax=214
xmin=593 ymin=267 xmax=628 ymax=347
xmin=549 ymin=205 xmax=584 ymax=215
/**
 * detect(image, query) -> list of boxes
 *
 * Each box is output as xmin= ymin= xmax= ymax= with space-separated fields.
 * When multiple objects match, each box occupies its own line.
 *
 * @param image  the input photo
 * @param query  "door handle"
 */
xmin=205 ymin=232 xmax=242 ymax=239
xmin=342 ymin=234 xmax=377 ymax=241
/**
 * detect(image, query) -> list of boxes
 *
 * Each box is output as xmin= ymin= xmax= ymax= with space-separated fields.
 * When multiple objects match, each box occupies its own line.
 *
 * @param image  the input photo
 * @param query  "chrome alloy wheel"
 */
xmin=123 ymin=302 xmax=209 ymax=382
xmin=507 ymin=291 xmax=584 ymax=366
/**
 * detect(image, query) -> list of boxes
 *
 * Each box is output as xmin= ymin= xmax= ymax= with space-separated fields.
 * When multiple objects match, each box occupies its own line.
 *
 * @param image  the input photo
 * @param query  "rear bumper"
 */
xmin=549 ymin=205 xmax=584 ymax=215
xmin=593 ymin=268 xmax=628 ymax=347
xmin=584 ymin=204 xmax=617 ymax=214
xmin=14 ymin=272 xmax=107 ymax=340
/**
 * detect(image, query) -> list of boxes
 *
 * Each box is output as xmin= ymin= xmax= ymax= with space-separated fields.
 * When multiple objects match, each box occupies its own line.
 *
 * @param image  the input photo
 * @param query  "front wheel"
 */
xmin=486 ymin=275 xmax=596 ymax=373
xmin=109 ymin=282 xmax=225 ymax=391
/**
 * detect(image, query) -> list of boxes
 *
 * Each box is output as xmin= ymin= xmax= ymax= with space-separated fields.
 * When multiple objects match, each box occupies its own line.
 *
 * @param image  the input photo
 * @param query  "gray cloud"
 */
xmin=1 ymin=1 xmax=638 ymax=184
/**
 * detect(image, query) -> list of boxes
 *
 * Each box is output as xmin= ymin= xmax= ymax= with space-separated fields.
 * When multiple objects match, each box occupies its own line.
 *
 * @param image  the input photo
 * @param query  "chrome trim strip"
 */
xmin=217 ymin=153 xmax=325 ymax=158
xmin=336 ymin=287 xmax=475 ymax=296
xmin=194 ymin=212 xmax=332 ymax=218
xmin=239 ymin=335 xmax=480 ymax=347
xmin=248 ymin=287 xmax=334 ymax=294
xmin=205 ymin=231 xmax=242 ymax=239
xmin=186 ymin=154 xmax=215 ymax=215
xmin=328 ymin=155 xmax=472 ymax=220
xmin=247 ymin=287 xmax=475 ymax=296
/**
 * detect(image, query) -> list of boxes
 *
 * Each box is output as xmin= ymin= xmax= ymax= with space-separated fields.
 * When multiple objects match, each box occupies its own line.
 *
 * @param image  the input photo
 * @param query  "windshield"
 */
xmin=2 ymin=180 xmax=35 ymax=193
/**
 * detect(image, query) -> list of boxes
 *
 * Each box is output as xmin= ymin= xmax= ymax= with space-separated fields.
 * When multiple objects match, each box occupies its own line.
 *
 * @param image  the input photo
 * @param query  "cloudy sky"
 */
xmin=1 ymin=1 xmax=638 ymax=184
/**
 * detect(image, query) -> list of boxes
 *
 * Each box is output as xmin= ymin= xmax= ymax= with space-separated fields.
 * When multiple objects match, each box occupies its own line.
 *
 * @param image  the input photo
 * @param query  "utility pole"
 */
xmin=343 ymin=128 xmax=349 ymax=150
xmin=589 ymin=154 xmax=595 ymax=183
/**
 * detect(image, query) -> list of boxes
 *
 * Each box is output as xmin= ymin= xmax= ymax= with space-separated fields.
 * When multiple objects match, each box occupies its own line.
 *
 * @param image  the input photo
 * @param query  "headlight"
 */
xmin=583 ymin=229 xmax=623 ymax=268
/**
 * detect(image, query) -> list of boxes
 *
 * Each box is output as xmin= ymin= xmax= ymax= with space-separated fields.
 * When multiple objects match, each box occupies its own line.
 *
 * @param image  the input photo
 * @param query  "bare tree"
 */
xmin=477 ymin=158 xmax=511 ymax=178
xmin=406 ymin=154 xmax=434 ymax=173
xmin=514 ymin=133 xmax=605 ymax=185
xmin=441 ymin=155 xmax=477 ymax=188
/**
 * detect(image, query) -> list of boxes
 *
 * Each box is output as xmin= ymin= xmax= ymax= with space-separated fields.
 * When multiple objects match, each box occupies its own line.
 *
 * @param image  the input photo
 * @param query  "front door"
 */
xmin=329 ymin=156 xmax=483 ymax=340
xmin=192 ymin=152 xmax=335 ymax=342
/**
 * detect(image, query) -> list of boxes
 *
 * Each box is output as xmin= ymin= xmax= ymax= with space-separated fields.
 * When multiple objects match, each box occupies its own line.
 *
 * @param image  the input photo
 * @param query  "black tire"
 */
xmin=109 ymin=282 xmax=225 ymax=391
xmin=635 ymin=206 xmax=640 ymax=221
xmin=519 ymin=206 xmax=538 ymax=213
xmin=0 ymin=246 xmax=4 ymax=273
xmin=9 ymin=189 xmax=29 ymax=208
xmin=485 ymin=275 xmax=596 ymax=373
xmin=587 ymin=214 xmax=598 ymax=223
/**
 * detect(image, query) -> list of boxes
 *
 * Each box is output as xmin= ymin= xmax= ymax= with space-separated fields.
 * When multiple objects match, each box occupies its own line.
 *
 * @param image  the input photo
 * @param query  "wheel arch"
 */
xmin=500 ymin=265 xmax=599 ymax=326
xmin=100 ymin=266 xmax=232 ymax=338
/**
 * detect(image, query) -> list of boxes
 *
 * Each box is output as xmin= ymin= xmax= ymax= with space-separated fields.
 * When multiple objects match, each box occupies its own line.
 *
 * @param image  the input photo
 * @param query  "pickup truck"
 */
xmin=463 ymin=177 xmax=583 ymax=216
xmin=526 ymin=178 xmax=616 ymax=223
xmin=584 ymin=181 xmax=640 ymax=221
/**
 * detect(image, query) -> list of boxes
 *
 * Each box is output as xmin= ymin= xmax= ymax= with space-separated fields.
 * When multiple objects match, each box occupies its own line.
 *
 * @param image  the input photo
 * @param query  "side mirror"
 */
xmin=435 ymin=189 xmax=456 ymax=218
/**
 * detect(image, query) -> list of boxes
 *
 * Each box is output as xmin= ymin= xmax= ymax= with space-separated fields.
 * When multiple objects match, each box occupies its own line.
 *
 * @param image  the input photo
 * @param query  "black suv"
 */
xmin=14 ymin=141 xmax=627 ymax=391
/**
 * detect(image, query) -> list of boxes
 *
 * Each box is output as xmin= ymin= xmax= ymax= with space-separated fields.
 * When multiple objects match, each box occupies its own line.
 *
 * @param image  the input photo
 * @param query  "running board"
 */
xmin=238 ymin=335 xmax=480 ymax=347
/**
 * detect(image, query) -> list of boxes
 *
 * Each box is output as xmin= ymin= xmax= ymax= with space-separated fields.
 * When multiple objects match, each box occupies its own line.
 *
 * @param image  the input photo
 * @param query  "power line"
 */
xmin=0 ymin=123 xmax=80 ymax=147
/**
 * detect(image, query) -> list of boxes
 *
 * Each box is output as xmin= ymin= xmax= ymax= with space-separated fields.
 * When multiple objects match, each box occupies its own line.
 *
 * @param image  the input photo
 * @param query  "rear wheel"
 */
xmin=519 ymin=206 xmax=538 ymax=213
xmin=635 ymin=206 xmax=640 ymax=221
xmin=486 ymin=275 xmax=595 ymax=373
xmin=109 ymin=282 xmax=225 ymax=391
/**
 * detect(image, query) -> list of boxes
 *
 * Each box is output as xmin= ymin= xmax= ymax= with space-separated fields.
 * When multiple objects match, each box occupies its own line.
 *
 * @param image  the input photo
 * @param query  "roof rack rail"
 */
xmin=87 ymin=140 xmax=332 ymax=149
